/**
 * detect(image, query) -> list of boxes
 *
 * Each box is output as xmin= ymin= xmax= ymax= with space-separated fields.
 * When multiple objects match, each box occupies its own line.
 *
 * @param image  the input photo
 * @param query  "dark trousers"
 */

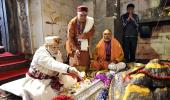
xmin=123 ymin=36 xmax=138 ymax=63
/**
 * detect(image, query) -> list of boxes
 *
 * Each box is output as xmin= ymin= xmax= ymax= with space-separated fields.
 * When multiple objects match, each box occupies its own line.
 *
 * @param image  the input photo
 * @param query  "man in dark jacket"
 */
xmin=121 ymin=3 xmax=139 ymax=63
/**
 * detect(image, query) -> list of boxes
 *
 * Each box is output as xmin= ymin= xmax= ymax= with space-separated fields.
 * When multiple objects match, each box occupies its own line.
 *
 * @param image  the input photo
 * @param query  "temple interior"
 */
xmin=0 ymin=0 xmax=170 ymax=100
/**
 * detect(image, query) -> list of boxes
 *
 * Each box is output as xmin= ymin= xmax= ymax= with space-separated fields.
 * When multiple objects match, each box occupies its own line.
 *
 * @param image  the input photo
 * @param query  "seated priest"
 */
xmin=0 ymin=36 xmax=81 ymax=100
xmin=91 ymin=29 xmax=124 ymax=70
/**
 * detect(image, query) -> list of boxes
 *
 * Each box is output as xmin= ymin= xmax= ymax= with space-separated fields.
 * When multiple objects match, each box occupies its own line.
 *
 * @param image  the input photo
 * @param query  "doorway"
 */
xmin=0 ymin=0 xmax=21 ymax=54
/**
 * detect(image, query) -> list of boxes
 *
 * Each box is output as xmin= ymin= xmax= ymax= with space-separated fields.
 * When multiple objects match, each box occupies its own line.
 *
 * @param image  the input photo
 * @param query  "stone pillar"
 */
xmin=94 ymin=0 xmax=106 ymax=19
xmin=92 ymin=0 xmax=106 ymax=52
xmin=29 ymin=0 xmax=44 ymax=52
xmin=17 ymin=0 xmax=32 ymax=54
xmin=81 ymin=0 xmax=94 ymax=17
xmin=106 ymin=0 xmax=122 ymax=43
xmin=106 ymin=0 xmax=115 ymax=17
xmin=92 ymin=0 xmax=114 ymax=51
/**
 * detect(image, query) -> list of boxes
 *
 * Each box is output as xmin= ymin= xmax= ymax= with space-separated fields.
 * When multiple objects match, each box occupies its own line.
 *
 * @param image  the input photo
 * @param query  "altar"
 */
xmin=0 ymin=73 xmax=107 ymax=100
xmin=73 ymin=79 xmax=104 ymax=100
xmin=109 ymin=60 xmax=170 ymax=100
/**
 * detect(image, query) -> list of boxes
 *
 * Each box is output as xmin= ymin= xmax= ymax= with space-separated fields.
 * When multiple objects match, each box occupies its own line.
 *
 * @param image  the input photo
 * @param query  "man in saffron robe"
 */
xmin=66 ymin=5 xmax=95 ymax=71
xmin=91 ymin=29 xmax=124 ymax=70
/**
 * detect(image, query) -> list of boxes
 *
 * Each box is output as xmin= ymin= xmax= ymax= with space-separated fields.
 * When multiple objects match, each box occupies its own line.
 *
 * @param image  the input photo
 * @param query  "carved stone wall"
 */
xmin=28 ymin=0 xmax=116 ymax=61
xmin=29 ymin=0 xmax=79 ymax=61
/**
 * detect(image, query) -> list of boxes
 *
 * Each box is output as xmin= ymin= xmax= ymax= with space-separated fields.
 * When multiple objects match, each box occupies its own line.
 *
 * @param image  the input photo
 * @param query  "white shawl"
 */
xmin=83 ymin=16 xmax=94 ymax=33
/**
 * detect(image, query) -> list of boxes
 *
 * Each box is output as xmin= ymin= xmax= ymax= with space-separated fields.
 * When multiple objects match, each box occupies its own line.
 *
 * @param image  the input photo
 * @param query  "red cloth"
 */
xmin=68 ymin=73 xmax=82 ymax=82
xmin=123 ymin=66 xmax=170 ymax=82
xmin=52 ymin=95 xmax=74 ymax=100
xmin=27 ymin=68 xmax=62 ymax=91
xmin=77 ymin=5 xmax=88 ymax=12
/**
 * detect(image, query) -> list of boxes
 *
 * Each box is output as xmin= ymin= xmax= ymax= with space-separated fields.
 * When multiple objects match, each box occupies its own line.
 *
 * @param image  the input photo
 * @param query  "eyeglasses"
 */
xmin=50 ymin=45 xmax=60 ymax=49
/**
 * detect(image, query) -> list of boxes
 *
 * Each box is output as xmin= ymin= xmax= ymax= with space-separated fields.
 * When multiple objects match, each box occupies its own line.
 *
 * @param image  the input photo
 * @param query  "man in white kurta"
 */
xmin=0 ymin=36 xmax=81 ymax=100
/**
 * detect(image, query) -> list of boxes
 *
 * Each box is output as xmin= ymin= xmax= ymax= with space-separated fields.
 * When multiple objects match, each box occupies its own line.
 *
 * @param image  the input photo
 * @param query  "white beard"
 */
xmin=52 ymin=50 xmax=63 ymax=62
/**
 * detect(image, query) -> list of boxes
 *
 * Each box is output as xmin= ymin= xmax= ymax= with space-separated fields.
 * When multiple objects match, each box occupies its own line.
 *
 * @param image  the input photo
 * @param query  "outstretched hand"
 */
xmin=68 ymin=67 xmax=82 ymax=82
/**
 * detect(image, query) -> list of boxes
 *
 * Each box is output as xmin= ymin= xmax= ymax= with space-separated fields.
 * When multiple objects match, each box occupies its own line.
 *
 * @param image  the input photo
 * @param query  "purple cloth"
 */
xmin=77 ymin=21 xmax=84 ymax=34
xmin=93 ymin=74 xmax=111 ymax=87
xmin=104 ymin=40 xmax=111 ymax=62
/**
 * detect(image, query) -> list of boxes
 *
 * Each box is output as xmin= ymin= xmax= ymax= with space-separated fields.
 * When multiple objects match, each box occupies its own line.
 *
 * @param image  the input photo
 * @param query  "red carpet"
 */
xmin=0 ymin=59 xmax=28 ymax=68
xmin=0 ymin=59 xmax=25 ymax=64
xmin=0 ymin=68 xmax=28 ymax=80
xmin=0 ymin=52 xmax=14 ymax=57
xmin=0 ymin=52 xmax=31 ymax=82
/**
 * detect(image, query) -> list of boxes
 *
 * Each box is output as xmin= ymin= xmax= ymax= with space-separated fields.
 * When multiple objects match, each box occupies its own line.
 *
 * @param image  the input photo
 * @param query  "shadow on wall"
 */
xmin=136 ymin=39 xmax=160 ymax=60
xmin=136 ymin=26 xmax=163 ymax=60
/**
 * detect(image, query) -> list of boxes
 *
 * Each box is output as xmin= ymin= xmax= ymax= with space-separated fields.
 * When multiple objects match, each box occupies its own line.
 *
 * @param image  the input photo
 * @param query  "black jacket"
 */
xmin=121 ymin=13 xmax=139 ymax=33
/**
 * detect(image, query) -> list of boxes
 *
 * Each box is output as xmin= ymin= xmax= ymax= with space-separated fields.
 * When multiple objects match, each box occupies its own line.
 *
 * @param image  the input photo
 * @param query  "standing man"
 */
xmin=66 ymin=5 xmax=95 ymax=72
xmin=121 ymin=3 xmax=139 ymax=63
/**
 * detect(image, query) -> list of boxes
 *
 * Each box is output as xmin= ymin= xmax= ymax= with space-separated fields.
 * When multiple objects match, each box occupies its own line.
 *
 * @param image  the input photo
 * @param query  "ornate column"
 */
xmin=17 ymin=0 xmax=32 ymax=54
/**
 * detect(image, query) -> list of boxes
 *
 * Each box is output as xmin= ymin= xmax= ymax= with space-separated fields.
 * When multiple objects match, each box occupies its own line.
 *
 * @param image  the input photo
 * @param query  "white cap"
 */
xmin=45 ymin=36 xmax=61 ymax=44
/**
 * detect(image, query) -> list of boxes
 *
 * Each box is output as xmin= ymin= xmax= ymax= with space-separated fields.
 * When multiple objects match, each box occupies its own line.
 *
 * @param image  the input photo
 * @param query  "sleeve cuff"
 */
xmin=67 ymin=67 xmax=70 ymax=73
